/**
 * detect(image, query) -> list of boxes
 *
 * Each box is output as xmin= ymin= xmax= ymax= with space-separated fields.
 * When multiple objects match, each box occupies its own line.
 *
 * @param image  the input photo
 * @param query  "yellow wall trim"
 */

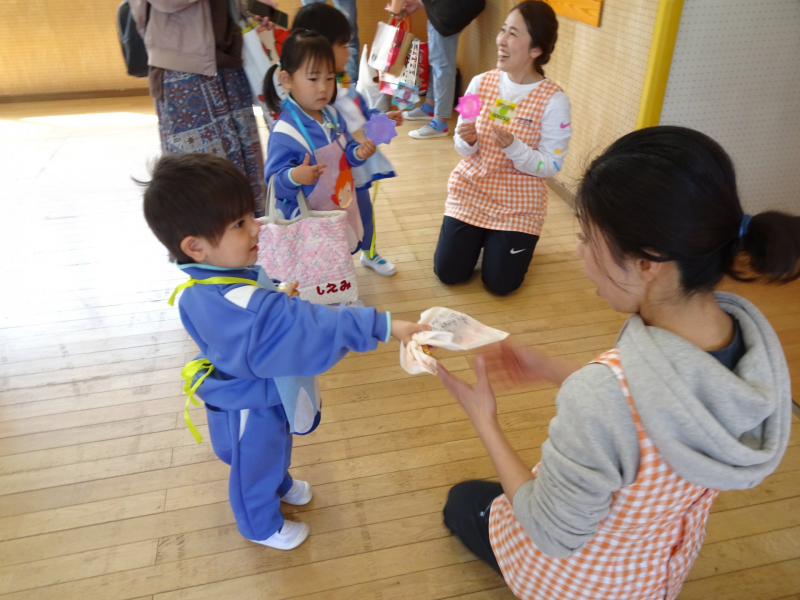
xmin=544 ymin=0 xmax=605 ymax=27
xmin=636 ymin=0 xmax=684 ymax=129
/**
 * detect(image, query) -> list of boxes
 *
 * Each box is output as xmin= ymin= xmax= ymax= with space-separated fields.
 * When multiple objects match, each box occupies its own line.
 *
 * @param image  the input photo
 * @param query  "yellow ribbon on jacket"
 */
xmin=180 ymin=359 xmax=215 ymax=444
xmin=171 ymin=276 xmax=259 ymax=443
xmin=168 ymin=276 xmax=258 ymax=306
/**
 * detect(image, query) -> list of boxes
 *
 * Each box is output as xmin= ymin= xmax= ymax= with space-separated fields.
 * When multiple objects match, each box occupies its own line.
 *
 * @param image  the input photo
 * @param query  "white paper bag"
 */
xmin=241 ymin=24 xmax=273 ymax=114
xmin=356 ymin=45 xmax=391 ymax=112
xmin=400 ymin=307 xmax=509 ymax=375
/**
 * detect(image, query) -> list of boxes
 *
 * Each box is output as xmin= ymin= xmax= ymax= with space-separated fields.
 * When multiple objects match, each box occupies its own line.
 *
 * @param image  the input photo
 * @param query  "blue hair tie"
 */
xmin=739 ymin=214 xmax=752 ymax=239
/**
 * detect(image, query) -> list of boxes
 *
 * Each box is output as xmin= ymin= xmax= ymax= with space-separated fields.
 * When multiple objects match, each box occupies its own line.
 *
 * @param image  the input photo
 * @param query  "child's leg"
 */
xmin=358 ymin=185 xmax=397 ymax=276
xmin=357 ymin=187 xmax=376 ymax=259
xmin=228 ymin=405 xmax=294 ymax=541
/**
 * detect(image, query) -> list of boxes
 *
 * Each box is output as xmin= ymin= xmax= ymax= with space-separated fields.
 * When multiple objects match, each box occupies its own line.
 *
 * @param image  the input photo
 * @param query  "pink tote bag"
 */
xmin=257 ymin=176 xmax=358 ymax=305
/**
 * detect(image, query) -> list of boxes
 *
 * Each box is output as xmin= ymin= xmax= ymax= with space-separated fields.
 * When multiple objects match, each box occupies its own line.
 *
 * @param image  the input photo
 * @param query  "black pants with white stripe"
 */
xmin=442 ymin=480 xmax=504 ymax=574
xmin=434 ymin=217 xmax=539 ymax=296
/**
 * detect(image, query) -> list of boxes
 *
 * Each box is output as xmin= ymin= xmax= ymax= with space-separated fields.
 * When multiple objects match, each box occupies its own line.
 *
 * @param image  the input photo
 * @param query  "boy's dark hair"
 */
xmin=263 ymin=29 xmax=338 ymax=114
xmin=512 ymin=1 xmax=558 ymax=76
xmin=576 ymin=126 xmax=800 ymax=292
xmin=139 ymin=153 xmax=255 ymax=264
xmin=292 ymin=3 xmax=351 ymax=48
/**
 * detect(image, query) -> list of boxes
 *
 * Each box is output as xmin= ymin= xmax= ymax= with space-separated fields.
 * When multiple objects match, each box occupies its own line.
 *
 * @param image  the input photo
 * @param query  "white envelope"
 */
xmin=400 ymin=307 xmax=509 ymax=375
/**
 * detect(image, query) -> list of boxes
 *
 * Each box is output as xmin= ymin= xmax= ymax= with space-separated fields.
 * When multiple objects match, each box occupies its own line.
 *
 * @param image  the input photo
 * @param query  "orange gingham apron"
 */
xmin=445 ymin=70 xmax=561 ymax=237
xmin=489 ymin=349 xmax=718 ymax=600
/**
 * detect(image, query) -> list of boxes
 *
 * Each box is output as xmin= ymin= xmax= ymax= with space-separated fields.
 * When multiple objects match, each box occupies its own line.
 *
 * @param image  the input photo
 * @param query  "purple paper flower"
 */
xmin=364 ymin=113 xmax=398 ymax=146
xmin=455 ymin=93 xmax=482 ymax=120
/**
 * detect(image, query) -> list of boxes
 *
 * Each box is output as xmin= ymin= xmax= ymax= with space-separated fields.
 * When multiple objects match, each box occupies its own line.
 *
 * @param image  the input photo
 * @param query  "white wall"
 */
xmin=660 ymin=0 xmax=800 ymax=215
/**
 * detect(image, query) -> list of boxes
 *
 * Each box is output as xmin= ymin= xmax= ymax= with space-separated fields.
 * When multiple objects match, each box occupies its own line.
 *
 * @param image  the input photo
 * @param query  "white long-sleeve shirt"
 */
xmin=453 ymin=72 xmax=572 ymax=178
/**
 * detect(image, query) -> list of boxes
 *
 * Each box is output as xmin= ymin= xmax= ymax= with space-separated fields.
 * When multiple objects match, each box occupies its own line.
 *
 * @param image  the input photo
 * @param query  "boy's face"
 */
xmin=181 ymin=214 xmax=261 ymax=268
xmin=333 ymin=43 xmax=350 ymax=75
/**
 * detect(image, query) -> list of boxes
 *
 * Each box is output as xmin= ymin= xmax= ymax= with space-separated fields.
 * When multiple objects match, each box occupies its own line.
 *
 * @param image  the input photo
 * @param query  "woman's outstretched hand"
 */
xmin=439 ymin=357 xmax=498 ymax=427
xmin=488 ymin=341 xmax=581 ymax=386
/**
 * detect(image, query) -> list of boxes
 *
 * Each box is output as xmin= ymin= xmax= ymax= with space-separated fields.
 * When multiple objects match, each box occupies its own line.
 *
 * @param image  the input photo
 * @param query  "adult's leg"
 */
xmin=481 ymin=229 xmax=540 ymax=296
xmin=443 ymin=480 xmax=504 ymax=574
xmin=427 ymin=21 xmax=460 ymax=120
xmin=409 ymin=22 xmax=460 ymax=137
xmin=228 ymin=406 xmax=294 ymax=541
xmin=433 ymin=216 xmax=486 ymax=285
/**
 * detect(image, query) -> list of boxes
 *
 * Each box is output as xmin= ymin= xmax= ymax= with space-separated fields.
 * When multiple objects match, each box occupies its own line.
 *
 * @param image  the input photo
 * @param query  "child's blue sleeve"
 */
xmin=264 ymin=132 xmax=308 ymax=199
xmin=338 ymin=114 xmax=367 ymax=168
xmin=357 ymin=93 xmax=382 ymax=120
xmin=244 ymin=291 xmax=390 ymax=379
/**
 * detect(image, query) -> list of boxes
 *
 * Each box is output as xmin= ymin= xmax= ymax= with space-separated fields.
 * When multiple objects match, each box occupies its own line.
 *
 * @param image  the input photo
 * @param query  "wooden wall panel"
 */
xmin=0 ymin=0 xmax=427 ymax=100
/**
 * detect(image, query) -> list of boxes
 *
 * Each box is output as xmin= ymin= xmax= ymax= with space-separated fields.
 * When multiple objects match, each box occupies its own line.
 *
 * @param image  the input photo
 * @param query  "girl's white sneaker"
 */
xmin=360 ymin=253 xmax=397 ymax=276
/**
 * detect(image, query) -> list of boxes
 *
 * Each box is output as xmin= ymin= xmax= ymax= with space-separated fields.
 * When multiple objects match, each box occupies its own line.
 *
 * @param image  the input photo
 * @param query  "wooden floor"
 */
xmin=0 ymin=96 xmax=798 ymax=600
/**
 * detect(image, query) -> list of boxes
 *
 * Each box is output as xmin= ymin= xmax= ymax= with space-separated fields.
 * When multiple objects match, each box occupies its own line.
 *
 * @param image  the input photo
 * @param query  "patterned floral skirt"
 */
xmin=155 ymin=68 xmax=266 ymax=215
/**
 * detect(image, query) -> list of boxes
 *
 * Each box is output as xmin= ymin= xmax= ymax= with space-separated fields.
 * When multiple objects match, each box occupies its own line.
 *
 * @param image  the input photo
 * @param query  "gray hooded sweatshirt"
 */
xmin=512 ymin=292 xmax=792 ymax=559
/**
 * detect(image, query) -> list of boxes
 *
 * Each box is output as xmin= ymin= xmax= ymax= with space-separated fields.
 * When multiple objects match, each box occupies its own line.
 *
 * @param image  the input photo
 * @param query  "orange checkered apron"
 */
xmin=489 ymin=349 xmax=718 ymax=600
xmin=445 ymin=70 xmax=561 ymax=236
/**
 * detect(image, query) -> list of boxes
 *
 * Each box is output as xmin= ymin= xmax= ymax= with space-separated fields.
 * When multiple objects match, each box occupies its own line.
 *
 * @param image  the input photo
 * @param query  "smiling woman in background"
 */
xmin=433 ymin=1 xmax=572 ymax=296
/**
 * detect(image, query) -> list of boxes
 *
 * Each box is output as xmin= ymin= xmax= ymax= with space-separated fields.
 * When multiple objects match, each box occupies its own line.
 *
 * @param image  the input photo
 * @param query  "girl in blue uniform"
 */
xmin=293 ymin=2 xmax=403 ymax=276
xmin=263 ymin=29 xmax=376 ymax=255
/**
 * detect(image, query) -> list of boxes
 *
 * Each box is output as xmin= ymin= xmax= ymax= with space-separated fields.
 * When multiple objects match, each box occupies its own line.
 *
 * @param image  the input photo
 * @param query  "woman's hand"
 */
xmin=386 ymin=1 xmax=423 ymax=15
xmin=391 ymin=320 xmax=432 ymax=346
xmin=457 ymin=121 xmax=478 ymax=145
xmin=491 ymin=126 xmax=514 ymax=149
xmin=250 ymin=0 xmax=278 ymax=32
xmin=291 ymin=154 xmax=326 ymax=186
xmin=439 ymin=357 xmax=498 ymax=428
xmin=255 ymin=17 xmax=275 ymax=32
xmin=357 ymin=138 xmax=377 ymax=160
xmin=440 ymin=355 xmax=537 ymax=502
xmin=489 ymin=341 xmax=581 ymax=386
xmin=386 ymin=111 xmax=404 ymax=125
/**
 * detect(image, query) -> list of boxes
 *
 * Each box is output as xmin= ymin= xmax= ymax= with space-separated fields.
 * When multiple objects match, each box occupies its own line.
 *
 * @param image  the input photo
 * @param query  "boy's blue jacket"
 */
xmin=175 ymin=264 xmax=391 ymax=410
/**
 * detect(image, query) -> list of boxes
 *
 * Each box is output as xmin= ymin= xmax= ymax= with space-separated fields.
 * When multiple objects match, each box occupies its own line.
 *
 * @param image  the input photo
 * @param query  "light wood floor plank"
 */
xmin=1 ymin=96 xmax=798 ymax=599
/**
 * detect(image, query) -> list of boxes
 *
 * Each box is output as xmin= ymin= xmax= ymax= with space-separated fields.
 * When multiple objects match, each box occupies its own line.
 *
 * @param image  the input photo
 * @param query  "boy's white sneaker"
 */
xmin=281 ymin=479 xmax=313 ymax=505
xmin=250 ymin=520 xmax=309 ymax=550
xmin=360 ymin=253 xmax=397 ymax=276
xmin=402 ymin=107 xmax=434 ymax=121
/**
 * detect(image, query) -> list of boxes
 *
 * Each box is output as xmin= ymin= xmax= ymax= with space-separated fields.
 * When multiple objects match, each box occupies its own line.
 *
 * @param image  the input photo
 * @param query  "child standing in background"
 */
xmin=263 ymin=30 xmax=376 ymax=254
xmin=292 ymin=3 xmax=403 ymax=276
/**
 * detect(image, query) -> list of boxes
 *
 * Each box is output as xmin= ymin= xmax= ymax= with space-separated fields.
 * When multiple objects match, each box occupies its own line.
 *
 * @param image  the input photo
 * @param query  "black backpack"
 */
xmin=421 ymin=0 xmax=486 ymax=37
xmin=117 ymin=1 xmax=150 ymax=77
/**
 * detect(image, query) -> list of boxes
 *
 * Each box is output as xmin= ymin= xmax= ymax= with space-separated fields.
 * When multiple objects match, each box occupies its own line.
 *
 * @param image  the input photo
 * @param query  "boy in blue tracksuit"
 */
xmin=141 ymin=153 xmax=427 ymax=550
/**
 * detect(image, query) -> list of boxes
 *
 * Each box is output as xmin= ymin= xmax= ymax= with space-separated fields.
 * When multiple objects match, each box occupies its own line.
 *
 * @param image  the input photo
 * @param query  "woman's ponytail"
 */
xmin=731 ymin=211 xmax=800 ymax=283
